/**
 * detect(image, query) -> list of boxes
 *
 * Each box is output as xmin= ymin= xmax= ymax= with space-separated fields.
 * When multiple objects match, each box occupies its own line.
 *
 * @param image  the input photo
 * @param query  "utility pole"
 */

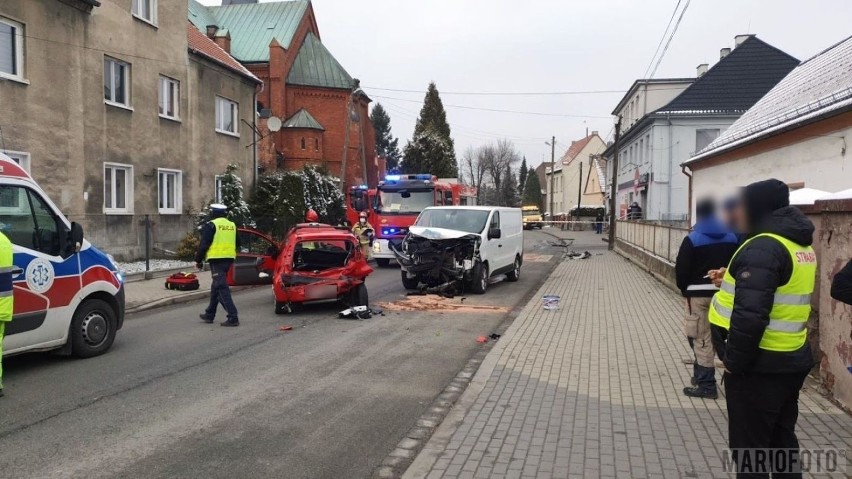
xmin=608 ymin=117 xmax=622 ymax=250
xmin=548 ymin=136 xmax=555 ymax=223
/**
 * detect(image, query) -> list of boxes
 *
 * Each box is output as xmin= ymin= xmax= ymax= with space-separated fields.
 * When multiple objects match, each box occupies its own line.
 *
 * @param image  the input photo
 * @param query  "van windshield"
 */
xmin=415 ymin=209 xmax=489 ymax=234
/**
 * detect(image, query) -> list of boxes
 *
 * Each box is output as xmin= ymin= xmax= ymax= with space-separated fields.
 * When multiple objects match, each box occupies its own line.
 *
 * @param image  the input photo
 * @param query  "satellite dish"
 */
xmin=267 ymin=116 xmax=282 ymax=132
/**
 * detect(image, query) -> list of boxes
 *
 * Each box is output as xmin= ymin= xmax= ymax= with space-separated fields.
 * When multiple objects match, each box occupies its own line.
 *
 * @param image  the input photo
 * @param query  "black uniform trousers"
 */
xmin=723 ymin=369 xmax=809 ymax=478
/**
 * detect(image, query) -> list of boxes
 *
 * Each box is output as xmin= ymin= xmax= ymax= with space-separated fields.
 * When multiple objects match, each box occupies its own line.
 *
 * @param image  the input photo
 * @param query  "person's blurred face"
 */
xmin=731 ymin=198 xmax=748 ymax=233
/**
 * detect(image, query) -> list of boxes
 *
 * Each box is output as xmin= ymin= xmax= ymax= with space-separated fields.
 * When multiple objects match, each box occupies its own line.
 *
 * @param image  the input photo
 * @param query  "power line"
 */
xmin=641 ymin=0 xmax=683 ymax=79
xmin=366 ymin=86 xmax=628 ymax=96
xmin=372 ymin=95 xmax=611 ymax=119
xmin=649 ymin=0 xmax=692 ymax=78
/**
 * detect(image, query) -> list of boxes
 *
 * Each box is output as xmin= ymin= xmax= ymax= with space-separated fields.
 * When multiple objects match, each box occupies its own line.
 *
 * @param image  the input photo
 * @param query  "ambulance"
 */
xmin=0 ymin=153 xmax=125 ymax=359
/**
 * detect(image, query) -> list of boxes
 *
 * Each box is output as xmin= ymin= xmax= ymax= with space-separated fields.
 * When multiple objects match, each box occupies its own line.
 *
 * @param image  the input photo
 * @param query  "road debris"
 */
xmin=542 ymin=295 xmax=560 ymax=310
xmin=566 ymin=250 xmax=592 ymax=260
xmin=379 ymin=295 xmax=511 ymax=313
xmin=476 ymin=336 xmax=489 ymax=343
xmin=278 ymin=325 xmax=294 ymax=332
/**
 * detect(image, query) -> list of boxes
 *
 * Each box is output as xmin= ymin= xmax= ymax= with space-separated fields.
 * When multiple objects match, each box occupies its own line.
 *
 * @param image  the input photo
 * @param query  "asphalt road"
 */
xmin=0 ymin=230 xmax=563 ymax=479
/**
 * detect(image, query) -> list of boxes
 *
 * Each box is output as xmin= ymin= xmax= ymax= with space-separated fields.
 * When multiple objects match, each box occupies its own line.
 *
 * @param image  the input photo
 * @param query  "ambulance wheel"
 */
xmin=70 ymin=299 xmax=117 ymax=358
xmin=351 ymin=283 xmax=369 ymax=307
xmin=375 ymin=258 xmax=391 ymax=267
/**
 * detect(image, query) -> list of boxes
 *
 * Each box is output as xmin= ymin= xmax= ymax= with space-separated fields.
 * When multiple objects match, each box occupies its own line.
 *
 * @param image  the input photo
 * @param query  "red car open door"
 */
xmin=227 ymin=228 xmax=278 ymax=286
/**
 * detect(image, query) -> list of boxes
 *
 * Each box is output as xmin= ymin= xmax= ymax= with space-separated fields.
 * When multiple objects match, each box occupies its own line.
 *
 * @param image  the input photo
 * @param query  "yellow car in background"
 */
xmin=522 ymin=205 xmax=543 ymax=230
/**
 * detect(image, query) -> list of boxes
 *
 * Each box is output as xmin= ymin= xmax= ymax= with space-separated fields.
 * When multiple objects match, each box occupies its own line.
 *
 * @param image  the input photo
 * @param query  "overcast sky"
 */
xmin=199 ymin=0 xmax=852 ymax=167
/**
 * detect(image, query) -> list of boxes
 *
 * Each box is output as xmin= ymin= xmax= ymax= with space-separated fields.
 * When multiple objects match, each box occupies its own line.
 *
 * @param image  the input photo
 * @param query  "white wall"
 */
xmin=691 ymin=124 xmax=852 ymax=216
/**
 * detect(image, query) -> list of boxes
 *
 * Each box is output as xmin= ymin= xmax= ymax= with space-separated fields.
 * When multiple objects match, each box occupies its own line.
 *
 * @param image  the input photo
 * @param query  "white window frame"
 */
xmin=131 ymin=0 xmax=158 ymax=26
xmin=2 ymin=150 xmax=30 ymax=173
xmin=104 ymin=56 xmax=131 ymax=109
xmin=215 ymin=96 xmax=239 ymax=137
xmin=158 ymin=75 xmax=180 ymax=121
xmin=0 ymin=16 xmax=25 ymax=83
xmin=157 ymin=168 xmax=182 ymax=214
xmin=103 ymin=162 xmax=134 ymax=215
xmin=214 ymin=175 xmax=225 ymax=203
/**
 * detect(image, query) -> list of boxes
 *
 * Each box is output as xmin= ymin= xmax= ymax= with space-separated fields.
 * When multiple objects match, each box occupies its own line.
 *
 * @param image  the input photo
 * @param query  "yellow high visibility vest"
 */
xmin=709 ymin=233 xmax=816 ymax=352
xmin=0 ymin=232 xmax=13 ymax=322
xmin=206 ymin=217 xmax=237 ymax=260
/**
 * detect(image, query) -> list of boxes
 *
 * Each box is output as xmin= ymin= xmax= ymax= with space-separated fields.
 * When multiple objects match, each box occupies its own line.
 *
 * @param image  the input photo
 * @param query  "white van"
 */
xmin=0 ymin=153 xmax=125 ymax=358
xmin=392 ymin=206 xmax=524 ymax=294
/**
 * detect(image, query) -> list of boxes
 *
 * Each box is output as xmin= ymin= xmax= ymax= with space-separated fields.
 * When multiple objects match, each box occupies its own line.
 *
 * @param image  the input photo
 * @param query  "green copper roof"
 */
xmin=287 ymin=33 xmax=353 ymax=90
xmin=189 ymin=0 xmax=309 ymax=63
xmin=283 ymin=108 xmax=325 ymax=130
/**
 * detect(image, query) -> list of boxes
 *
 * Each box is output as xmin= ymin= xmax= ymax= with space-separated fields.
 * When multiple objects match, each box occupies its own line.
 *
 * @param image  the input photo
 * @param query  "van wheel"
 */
xmin=375 ymin=258 xmax=390 ymax=267
xmin=401 ymin=271 xmax=420 ymax=290
xmin=470 ymin=262 xmax=489 ymax=294
xmin=70 ymin=299 xmax=117 ymax=358
xmin=506 ymin=256 xmax=521 ymax=282
xmin=350 ymin=283 xmax=369 ymax=307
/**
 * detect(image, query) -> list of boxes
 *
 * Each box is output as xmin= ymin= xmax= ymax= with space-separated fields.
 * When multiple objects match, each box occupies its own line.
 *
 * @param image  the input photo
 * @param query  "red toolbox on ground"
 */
xmin=165 ymin=272 xmax=200 ymax=291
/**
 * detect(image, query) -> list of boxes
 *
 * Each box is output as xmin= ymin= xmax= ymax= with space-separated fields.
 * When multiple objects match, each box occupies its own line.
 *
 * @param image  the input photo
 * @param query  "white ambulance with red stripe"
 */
xmin=0 ymin=153 xmax=125 ymax=358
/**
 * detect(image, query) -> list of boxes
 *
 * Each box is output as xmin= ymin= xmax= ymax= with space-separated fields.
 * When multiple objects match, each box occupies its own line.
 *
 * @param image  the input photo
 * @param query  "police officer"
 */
xmin=0 ymin=231 xmax=12 ymax=397
xmin=352 ymin=211 xmax=374 ymax=260
xmin=708 ymin=179 xmax=815 ymax=476
xmin=196 ymin=204 xmax=240 ymax=327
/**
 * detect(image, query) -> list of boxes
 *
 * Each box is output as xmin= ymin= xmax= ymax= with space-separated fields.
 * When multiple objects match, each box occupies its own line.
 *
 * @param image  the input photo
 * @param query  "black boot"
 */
xmin=683 ymin=386 xmax=718 ymax=399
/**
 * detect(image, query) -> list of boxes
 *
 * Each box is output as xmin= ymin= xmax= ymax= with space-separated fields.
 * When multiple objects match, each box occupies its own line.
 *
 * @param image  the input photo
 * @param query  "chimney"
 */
xmin=206 ymin=25 xmax=218 ymax=38
xmin=734 ymin=34 xmax=753 ymax=47
xmin=696 ymin=63 xmax=708 ymax=77
xmin=213 ymin=29 xmax=231 ymax=53
xmin=591 ymin=130 xmax=599 ymax=136
xmin=720 ymin=47 xmax=731 ymax=60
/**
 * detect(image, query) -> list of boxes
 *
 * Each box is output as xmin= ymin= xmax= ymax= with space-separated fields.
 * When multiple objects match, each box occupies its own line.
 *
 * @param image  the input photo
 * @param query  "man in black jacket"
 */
xmin=675 ymin=198 xmax=738 ymax=399
xmin=831 ymin=260 xmax=852 ymax=305
xmin=708 ymin=179 xmax=815 ymax=477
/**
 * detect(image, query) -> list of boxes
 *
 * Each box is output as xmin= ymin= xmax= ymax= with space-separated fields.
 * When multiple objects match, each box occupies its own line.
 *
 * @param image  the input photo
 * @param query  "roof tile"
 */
xmin=187 ymin=23 xmax=261 ymax=83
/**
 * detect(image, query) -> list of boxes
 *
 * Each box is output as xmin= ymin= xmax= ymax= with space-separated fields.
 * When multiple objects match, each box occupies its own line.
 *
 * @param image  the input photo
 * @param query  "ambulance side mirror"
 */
xmin=69 ymin=222 xmax=84 ymax=254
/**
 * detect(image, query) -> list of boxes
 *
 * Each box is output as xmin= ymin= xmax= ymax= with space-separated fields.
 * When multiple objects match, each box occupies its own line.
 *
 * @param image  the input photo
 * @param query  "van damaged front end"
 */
xmin=391 ymin=226 xmax=481 ymax=294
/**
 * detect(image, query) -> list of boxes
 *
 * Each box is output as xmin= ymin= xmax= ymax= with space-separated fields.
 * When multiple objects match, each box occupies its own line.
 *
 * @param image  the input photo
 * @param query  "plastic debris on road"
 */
xmin=339 ymin=306 xmax=373 ymax=320
xmin=278 ymin=325 xmax=293 ymax=331
xmin=543 ymin=295 xmax=560 ymax=310
xmin=476 ymin=336 xmax=489 ymax=343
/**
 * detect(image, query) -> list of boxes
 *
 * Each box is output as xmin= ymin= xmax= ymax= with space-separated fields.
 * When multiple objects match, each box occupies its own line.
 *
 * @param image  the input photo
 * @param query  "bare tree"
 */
xmin=461 ymin=145 xmax=489 ymax=204
xmin=486 ymin=139 xmax=521 ymax=206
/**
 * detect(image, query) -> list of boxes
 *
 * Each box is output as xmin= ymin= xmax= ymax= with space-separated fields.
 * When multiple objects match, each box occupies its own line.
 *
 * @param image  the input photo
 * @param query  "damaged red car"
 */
xmin=228 ymin=224 xmax=373 ymax=314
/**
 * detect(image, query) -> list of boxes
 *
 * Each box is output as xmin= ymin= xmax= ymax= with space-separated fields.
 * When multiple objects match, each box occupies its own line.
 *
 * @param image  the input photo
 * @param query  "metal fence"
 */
xmin=615 ymin=220 xmax=690 ymax=264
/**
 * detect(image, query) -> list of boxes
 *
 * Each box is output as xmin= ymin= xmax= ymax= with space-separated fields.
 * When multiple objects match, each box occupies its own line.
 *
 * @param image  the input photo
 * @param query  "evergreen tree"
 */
xmin=500 ymin=169 xmax=521 ymax=207
xmin=370 ymin=103 xmax=402 ymax=171
xmin=402 ymin=82 xmax=457 ymax=177
xmin=523 ymin=169 xmax=543 ymax=210
xmin=518 ymin=157 xmax=528 ymax=194
xmin=197 ymin=163 xmax=254 ymax=228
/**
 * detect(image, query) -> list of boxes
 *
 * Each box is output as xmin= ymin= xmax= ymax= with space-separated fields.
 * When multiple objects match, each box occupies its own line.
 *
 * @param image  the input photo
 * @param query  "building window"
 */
xmin=104 ymin=163 xmax=134 ymax=214
xmin=132 ymin=0 xmax=157 ymax=25
xmin=696 ymin=129 xmax=720 ymax=152
xmin=214 ymin=175 xmax=224 ymax=203
xmin=2 ymin=150 xmax=30 ymax=173
xmin=301 ymin=137 xmax=306 ymax=150
xmin=0 ymin=17 xmax=24 ymax=82
xmin=215 ymin=96 xmax=238 ymax=135
xmin=158 ymin=75 xmax=179 ymax=120
xmin=315 ymin=138 xmax=319 ymax=150
xmin=157 ymin=168 xmax=181 ymax=214
xmin=645 ymin=134 xmax=651 ymax=164
xmin=104 ymin=57 xmax=130 ymax=107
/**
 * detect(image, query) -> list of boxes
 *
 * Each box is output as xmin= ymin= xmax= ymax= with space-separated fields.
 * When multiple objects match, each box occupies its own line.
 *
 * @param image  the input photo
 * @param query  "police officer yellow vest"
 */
xmin=708 ymin=233 xmax=816 ymax=352
xmin=206 ymin=217 xmax=237 ymax=260
xmin=0 ymin=231 xmax=13 ymax=322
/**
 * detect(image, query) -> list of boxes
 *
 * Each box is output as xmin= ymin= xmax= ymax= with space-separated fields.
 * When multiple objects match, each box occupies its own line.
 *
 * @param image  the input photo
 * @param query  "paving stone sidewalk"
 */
xmin=124 ymin=270 xmax=212 ymax=312
xmin=405 ymin=251 xmax=852 ymax=478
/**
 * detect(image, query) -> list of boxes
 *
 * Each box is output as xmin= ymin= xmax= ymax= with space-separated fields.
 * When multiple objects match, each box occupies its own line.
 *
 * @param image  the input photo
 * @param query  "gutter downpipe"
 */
xmin=253 ymin=81 xmax=264 ymax=191
xmin=682 ymin=164 xmax=692 ymax=226
xmin=667 ymin=114 xmax=673 ymax=222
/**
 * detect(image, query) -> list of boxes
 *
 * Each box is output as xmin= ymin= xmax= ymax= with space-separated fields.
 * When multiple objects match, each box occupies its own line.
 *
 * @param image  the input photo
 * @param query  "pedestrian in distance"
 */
xmin=675 ymin=198 xmax=738 ymax=399
xmin=196 ymin=203 xmax=241 ymax=327
xmin=0 ymin=231 xmax=13 ymax=397
xmin=628 ymin=202 xmax=643 ymax=220
xmin=594 ymin=209 xmax=604 ymax=234
xmin=352 ymin=211 xmax=374 ymax=260
xmin=708 ymin=179 xmax=816 ymax=477
xmin=830 ymin=259 xmax=852 ymax=306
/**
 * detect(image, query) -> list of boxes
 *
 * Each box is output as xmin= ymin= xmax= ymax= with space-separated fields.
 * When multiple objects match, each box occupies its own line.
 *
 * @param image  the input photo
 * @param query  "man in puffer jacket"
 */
xmin=708 ymin=179 xmax=815 ymax=477
xmin=675 ymin=198 xmax=738 ymax=399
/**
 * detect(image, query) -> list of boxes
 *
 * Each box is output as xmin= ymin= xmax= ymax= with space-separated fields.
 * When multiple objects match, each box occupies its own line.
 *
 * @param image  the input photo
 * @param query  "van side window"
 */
xmin=490 ymin=211 xmax=500 ymax=230
xmin=0 ymin=185 xmax=61 ymax=256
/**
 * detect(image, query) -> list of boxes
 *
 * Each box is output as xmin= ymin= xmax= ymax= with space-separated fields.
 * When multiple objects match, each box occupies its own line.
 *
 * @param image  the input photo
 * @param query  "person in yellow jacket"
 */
xmin=351 ymin=211 xmax=374 ymax=260
xmin=0 ymin=231 xmax=12 ymax=397
xmin=196 ymin=204 xmax=241 ymax=327
xmin=708 ymin=179 xmax=815 ymax=476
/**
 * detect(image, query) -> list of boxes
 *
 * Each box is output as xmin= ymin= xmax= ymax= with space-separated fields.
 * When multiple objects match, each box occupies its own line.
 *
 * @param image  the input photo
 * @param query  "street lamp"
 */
xmin=544 ymin=137 xmax=556 ymax=224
